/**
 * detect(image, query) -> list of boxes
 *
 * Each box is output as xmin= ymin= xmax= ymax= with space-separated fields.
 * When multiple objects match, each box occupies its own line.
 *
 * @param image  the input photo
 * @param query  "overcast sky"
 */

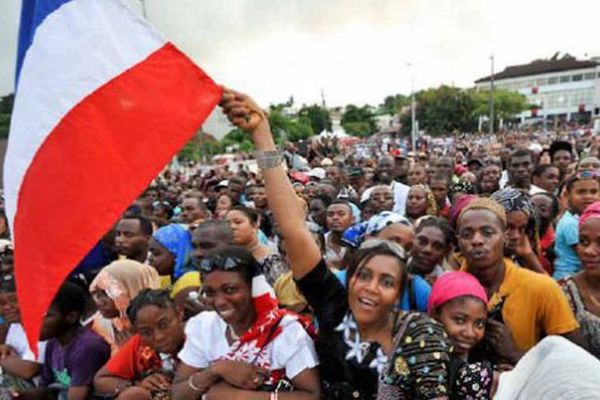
xmin=2 ymin=0 xmax=600 ymax=108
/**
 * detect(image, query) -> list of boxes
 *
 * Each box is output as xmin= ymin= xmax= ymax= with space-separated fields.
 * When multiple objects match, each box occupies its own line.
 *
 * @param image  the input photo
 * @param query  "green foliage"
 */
xmin=0 ymin=114 xmax=10 ymax=139
xmin=380 ymin=94 xmax=410 ymax=115
xmin=341 ymin=104 xmax=377 ymax=136
xmin=0 ymin=94 xmax=14 ymax=139
xmin=343 ymin=121 xmax=373 ymax=137
xmin=470 ymin=89 xmax=528 ymax=120
xmin=268 ymin=108 xmax=313 ymax=144
xmin=400 ymin=85 xmax=475 ymax=135
xmin=399 ymin=86 xmax=528 ymax=136
xmin=178 ymin=140 xmax=202 ymax=161
xmin=298 ymin=104 xmax=332 ymax=134
xmin=221 ymin=128 xmax=255 ymax=152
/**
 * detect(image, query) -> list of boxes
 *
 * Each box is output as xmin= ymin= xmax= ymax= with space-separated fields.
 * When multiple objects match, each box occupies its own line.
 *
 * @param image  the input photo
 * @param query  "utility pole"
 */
xmin=489 ymin=54 xmax=495 ymax=135
xmin=139 ymin=0 xmax=148 ymax=18
xmin=407 ymin=63 xmax=417 ymax=151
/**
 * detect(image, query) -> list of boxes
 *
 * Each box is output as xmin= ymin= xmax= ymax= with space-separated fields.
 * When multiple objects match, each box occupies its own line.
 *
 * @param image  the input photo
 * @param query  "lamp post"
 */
xmin=489 ymin=54 xmax=495 ymax=135
xmin=139 ymin=0 xmax=148 ymax=18
xmin=407 ymin=63 xmax=417 ymax=151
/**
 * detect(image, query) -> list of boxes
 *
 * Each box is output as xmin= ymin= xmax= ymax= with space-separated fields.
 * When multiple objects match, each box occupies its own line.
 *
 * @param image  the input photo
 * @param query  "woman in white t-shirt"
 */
xmin=172 ymin=245 xmax=320 ymax=400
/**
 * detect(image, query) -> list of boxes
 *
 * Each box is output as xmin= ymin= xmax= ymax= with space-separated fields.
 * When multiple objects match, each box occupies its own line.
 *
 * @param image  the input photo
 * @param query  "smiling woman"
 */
xmin=171 ymin=245 xmax=320 ymax=400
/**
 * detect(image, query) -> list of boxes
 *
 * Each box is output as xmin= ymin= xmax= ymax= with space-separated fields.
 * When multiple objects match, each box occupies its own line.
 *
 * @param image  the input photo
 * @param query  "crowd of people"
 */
xmin=0 ymin=88 xmax=600 ymax=399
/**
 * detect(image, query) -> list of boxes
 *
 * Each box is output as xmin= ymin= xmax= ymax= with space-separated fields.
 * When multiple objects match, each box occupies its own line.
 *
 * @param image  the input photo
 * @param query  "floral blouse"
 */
xmin=257 ymin=252 xmax=290 ymax=286
xmin=296 ymin=259 xmax=451 ymax=399
xmin=559 ymin=276 xmax=600 ymax=359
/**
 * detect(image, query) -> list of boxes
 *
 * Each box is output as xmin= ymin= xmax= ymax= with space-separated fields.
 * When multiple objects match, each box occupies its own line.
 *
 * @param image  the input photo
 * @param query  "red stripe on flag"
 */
xmin=13 ymin=43 xmax=222 ymax=350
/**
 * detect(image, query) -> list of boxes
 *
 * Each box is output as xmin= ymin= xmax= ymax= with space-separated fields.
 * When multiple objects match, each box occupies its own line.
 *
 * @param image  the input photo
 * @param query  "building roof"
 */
xmin=475 ymin=53 xmax=598 ymax=83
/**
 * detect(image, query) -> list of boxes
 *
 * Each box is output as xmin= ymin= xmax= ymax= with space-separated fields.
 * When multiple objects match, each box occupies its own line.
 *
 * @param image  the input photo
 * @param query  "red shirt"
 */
xmin=106 ymin=334 xmax=162 ymax=380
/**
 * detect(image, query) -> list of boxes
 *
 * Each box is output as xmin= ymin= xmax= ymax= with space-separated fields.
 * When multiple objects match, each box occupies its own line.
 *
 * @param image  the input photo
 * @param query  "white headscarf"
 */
xmin=495 ymin=336 xmax=600 ymax=400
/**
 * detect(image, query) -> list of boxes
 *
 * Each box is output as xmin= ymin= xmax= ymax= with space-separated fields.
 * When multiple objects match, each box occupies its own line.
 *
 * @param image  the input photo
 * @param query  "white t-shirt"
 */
xmin=5 ymin=323 xmax=46 ymax=363
xmin=179 ymin=311 xmax=318 ymax=380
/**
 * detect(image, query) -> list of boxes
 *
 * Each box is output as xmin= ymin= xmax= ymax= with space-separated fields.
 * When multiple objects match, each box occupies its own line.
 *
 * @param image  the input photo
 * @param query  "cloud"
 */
xmin=1 ymin=0 xmax=599 ymax=109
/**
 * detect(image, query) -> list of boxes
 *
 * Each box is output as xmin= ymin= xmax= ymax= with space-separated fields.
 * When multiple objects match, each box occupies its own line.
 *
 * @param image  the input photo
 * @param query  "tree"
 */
xmin=298 ymin=104 xmax=332 ymax=134
xmin=341 ymin=104 xmax=377 ymax=137
xmin=401 ymin=85 xmax=475 ymax=135
xmin=380 ymin=94 xmax=410 ymax=115
xmin=0 ymin=94 xmax=14 ymax=139
xmin=470 ymin=89 xmax=528 ymax=124
xmin=268 ymin=107 xmax=313 ymax=143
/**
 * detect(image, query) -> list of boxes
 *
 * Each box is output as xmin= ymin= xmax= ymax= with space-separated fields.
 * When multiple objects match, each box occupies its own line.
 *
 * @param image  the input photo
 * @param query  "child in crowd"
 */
xmin=429 ymin=271 xmax=504 ymax=399
xmin=0 ymin=277 xmax=45 ymax=398
xmin=12 ymin=282 xmax=110 ymax=400
xmin=554 ymin=171 xmax=600 ymax=279
xmin=94 ymin=289 xmax=185 ymax=399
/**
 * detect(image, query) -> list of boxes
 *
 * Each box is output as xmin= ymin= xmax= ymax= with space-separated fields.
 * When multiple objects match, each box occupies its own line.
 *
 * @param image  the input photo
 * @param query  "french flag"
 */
xmin=4 ymin=0 xmax=222 ymax=349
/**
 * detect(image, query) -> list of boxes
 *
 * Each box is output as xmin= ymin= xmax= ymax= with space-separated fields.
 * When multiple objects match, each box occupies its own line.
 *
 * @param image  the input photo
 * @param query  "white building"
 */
xmin=475 ymin=53 xmax=600 ymax=123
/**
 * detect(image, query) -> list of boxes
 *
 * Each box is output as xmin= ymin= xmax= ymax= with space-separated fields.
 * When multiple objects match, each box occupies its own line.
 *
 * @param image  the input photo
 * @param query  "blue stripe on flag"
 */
xmin=16 ymin=0 xmax=75 ymax=87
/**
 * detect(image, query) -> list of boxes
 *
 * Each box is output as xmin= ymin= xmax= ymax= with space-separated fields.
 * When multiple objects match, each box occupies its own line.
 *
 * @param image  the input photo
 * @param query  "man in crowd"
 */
xmin=114 ymin=215 xmax=152 ymax=263
xmin=179 ymin=194 xmax=211 ymax=227
xmin=324 ymin=200 xmax=355 ymax=270
xmin=550 ymin=140 xmax=574 ymax=180
xmin=506 ymin=149 xmax=535 ymax=193
xmin=531 ymin=164 xmax=561 ymax=195
xmin=429 ymin=173 xmax=451 ymax=218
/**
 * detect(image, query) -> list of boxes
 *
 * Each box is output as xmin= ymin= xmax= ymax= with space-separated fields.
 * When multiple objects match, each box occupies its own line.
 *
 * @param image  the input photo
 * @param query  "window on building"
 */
xmin=560 ymin=75 xmax=571 ymax=83
xmin=584 ymin=72 xmax=596 ymax=80
xmin=572 ymin=74 xmax=583 ymax=82
xmin=536 ymin=78 xmax=547 ymax=86
xmin=548 ymin=77 xmax=558 ymax=84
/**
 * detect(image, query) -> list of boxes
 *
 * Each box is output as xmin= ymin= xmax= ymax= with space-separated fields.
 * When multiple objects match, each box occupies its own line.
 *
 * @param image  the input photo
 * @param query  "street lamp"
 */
xmin=407 ymin=63 xmax=417 ymax=151
xmin=489 ymin=54 xmax=495 ymax=135
xmin=139 ymin=0 xmax=148 ymax=18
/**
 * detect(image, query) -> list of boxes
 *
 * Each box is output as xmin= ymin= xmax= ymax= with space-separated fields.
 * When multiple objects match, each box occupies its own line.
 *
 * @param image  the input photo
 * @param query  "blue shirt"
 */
xmin=333 ymin=270 xmax=431 ymax=312
xmin=553 ymin=210 xmax=581 ymax=279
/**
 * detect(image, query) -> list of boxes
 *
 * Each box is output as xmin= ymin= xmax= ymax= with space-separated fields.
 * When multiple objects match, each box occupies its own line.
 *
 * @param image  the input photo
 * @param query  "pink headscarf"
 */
xmin=450 ymin=194 xmax=478 ymax=229
xmin=580 ymin=201 xmax=600 ymax=228
xmin=427 ymin=271 xmax=488 ymax=313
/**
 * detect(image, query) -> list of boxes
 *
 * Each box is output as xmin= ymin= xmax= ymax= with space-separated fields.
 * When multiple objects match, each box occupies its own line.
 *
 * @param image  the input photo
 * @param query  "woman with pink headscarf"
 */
xmin=559 ymin=201 xmax=600 ymax=359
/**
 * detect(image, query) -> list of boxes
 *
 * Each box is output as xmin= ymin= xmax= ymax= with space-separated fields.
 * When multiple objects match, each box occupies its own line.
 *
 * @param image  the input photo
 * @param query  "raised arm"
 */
xmin=220 ymin=89 xmax=321 ymax=279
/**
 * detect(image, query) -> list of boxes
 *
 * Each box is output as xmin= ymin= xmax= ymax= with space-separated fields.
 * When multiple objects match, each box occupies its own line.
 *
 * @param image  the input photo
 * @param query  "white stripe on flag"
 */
xmin=4 ymin=0 xmax=166 ymax=232
xmin=251 ymin=275 xmax=276 ymax=298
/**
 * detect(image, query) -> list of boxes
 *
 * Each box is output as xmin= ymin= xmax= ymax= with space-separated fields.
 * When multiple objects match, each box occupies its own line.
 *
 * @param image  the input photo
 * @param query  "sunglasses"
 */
xmin=359 ymin=238 xmax=407 ymax=261
xmin=574 ymin=170 xmax=600 ymax=179
xmin=199 ymin=256 xmax=243 ymax=273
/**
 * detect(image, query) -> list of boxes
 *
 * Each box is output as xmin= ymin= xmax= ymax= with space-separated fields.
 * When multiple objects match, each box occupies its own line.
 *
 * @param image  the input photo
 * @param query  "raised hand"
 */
xmin=220 ymin=88 xmax=267 ymax=134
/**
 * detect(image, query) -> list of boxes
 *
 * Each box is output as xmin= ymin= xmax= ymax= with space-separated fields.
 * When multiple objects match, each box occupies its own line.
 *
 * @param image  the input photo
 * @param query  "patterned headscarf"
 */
xmin=491 ymin=188 xmax=540 ymax=257
xmin=450 ymin=195 xmax=478 ymax=230
xmin=490 ymin=188 xmax=533 ymax=216
xmin=342 ymin=211 xmax=412 ymax=248
xmin=450 ymin=181 xmax=475 ymax=196
xmin=365 ymin=211 xmax=412 ymax=236
xmin=90 ymin=260 xmax=161 ymax=331
xmin=153 ymin=223 xmax=194 ymax=279
xmin=408 ymin=184 xmax=438 ymax=217
xmin=580 ymin=201 xmax=600 ymax=228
